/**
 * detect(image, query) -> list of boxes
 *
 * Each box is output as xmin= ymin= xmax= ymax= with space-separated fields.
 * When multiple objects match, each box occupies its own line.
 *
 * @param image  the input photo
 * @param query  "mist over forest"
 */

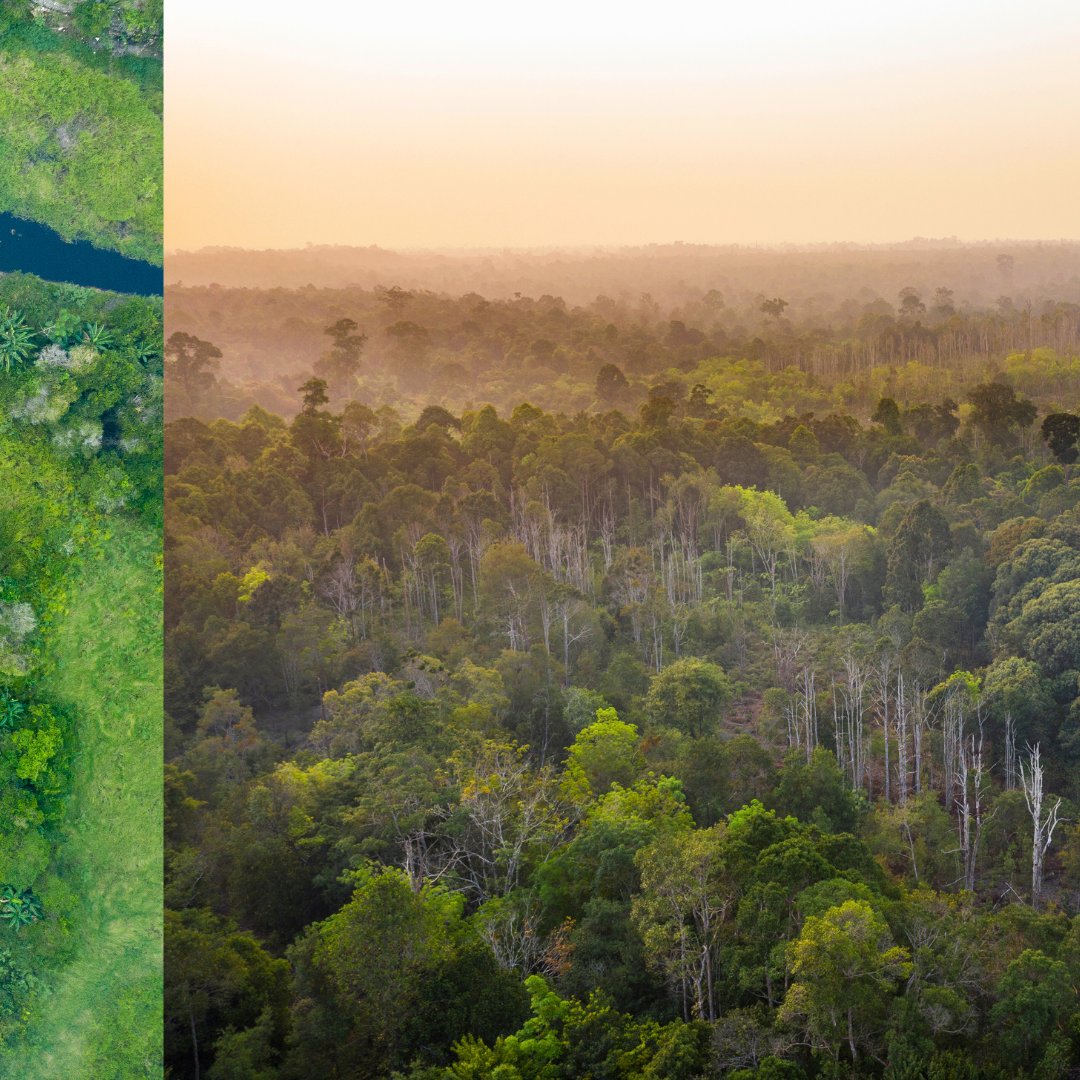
xmin=166 ymin=240 xmax=1080 ymax=303
xmin=165 ymin=241 xmax=1080 ymax=422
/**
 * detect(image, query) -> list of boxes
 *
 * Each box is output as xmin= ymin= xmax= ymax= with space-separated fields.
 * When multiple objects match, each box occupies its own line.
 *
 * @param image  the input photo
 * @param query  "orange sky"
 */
xmin=166 ymin=1 xmax=1080 ymax=251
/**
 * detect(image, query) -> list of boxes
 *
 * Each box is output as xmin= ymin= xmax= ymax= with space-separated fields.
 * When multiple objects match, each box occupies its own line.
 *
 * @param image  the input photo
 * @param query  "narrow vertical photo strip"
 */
xmin=165 ymin=4 xmax=1080 ymax=1079
xmin=0 ymin=0 xmax=162 ymax=1075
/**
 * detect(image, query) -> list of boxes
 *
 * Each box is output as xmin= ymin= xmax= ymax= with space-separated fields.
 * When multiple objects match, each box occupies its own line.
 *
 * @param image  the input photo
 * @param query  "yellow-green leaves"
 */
xmin=780 ymin=900 xmax=910 ymax=1063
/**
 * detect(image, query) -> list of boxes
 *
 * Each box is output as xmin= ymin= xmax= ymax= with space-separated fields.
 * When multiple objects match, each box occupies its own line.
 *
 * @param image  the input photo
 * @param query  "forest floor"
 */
xmin=18 ymin=523 xmax=162 ymax=1079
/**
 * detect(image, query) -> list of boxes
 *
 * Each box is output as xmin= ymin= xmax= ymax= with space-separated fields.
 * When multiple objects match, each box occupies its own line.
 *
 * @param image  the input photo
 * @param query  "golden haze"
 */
xmin=166 ymin=1 xmax=1080 ymax=250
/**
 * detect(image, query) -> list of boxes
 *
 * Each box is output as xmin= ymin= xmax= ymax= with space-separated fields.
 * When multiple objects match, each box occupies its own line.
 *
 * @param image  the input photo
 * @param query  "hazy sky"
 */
xmin=167 ymin=1 xmax=1080 ymax=251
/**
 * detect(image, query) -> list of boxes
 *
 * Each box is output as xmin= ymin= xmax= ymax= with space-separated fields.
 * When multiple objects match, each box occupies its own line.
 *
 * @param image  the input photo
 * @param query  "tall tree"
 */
xmin=885 ymin=500 xmax=952 ymax=612
xmin=1041 ymin=412 xmax=1080 ymax=467
xmin=645 ymin=657 xmax=733 ymax=738
xmin=633 ymin=824 xmax=735 ymax=1021
xmin=967 ymin=382 xmax=1037 ymax=446
xmin=315 ymin=317 xmax=366 ymax=396
xmin=1019 ymin=743 xmax=1063 ymax=909
xmin=165 ymin=331 xmax=222 ymax=415
xmin=778 ymin=900 xmax=910 ymax=1066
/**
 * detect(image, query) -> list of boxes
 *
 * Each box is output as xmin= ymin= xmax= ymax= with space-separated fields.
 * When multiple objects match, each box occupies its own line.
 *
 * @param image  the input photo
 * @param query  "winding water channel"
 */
xmin=0 ymin=212 xmax=162 ymax=296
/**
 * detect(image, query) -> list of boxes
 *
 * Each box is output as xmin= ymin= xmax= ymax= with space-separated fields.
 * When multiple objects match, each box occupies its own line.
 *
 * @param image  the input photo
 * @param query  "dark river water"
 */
xmin=0 ymin=212 xmax=162 ymax=296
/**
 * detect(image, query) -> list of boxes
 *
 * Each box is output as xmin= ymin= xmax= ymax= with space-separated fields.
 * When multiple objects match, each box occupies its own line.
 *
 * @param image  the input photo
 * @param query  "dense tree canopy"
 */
xmin=165 ymin=270 xmax=1080 ymax=1079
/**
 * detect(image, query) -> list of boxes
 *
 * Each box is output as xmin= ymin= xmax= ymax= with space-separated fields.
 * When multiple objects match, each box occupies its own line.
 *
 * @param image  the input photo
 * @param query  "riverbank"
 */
xmin=0 ymin=213 xmax=162 ymax=295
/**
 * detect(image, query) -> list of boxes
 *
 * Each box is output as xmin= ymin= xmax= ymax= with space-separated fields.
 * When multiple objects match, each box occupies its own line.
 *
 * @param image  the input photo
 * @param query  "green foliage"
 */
xmin=6 ymin=718 xmax=61 ymax=784
xmin=0 ymin=887 xmax=43 ymax=930
xmin=562 ymin=686 xmax=610 ymax=735
xmin=989 ymin=949 xmax=1074 ymax=1069
xmin=0 ymin=46 xmax=161 ymax=262
xmin=0 ymin=693 xmax=25 ymax=731
xmin=420 ymin=974 xmax=709 ymax=1080
xmin=779 ymin=900 xmax=911 ymax=1065
xmin=885 ymin=499 xmax=952 ymax=612
xmin=0 ymin=278 xmax=163 ymax=521
xmin=729 ymin=1059 xmax=804 ymax=1080
xmin=165 ymin=907 xmax=289 ymax=1080
xmin=770 ymin=749 xmax=861 ymax=834
xmin=1008 ymin=579 xmax=1080 ymax=679
xmin=0 ymin=308 xmax=36 ymax=373
xmin=967 ymin=382 xmax=1037 ymax=446
xmin=1042 ymin=412 xmax=1080 ymax=467
xmin=2 ymin=519 xmax=162 ymax=1075
xmin=646 ymin=658 xmax=733 ymax=738
xmin=632 ymin=823 xmax=733 ymax=1021
xmin=288 ymin=866 xmax=527 ymax=1077
xmin=562 ymin=710 xmax=646 ymax=802
xmin=0 ymin=947 xmax=34 ymax=1044
xmin=163 ymin=281 xmax=1080 ymax=1079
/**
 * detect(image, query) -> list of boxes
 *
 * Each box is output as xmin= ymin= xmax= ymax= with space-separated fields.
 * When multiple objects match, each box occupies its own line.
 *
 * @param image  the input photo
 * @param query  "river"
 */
xmin=0 ymin=212 xmax=162 ymax=296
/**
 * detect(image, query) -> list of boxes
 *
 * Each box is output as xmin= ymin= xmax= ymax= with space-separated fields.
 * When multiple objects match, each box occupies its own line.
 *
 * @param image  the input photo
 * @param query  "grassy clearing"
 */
xmin=13 ymin=522 xmax=162 ymax=1078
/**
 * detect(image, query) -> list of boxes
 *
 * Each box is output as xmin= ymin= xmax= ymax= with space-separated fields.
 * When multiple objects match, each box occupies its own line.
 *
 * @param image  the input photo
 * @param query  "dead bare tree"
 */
xmin=896 ymin=670 xmax=910 ymax=803
xmin=836 ymin=653 xmax=869 ymax=790
xmin=875 ymin=653 xmax=894 ymax=802
xmin=1019 ymin=743 xmax=1063 ymax=909
xmin=956 ymin=728 xmax=990 ymax=893
xmin=1003 ymin=712 xmax=1017 ymax=791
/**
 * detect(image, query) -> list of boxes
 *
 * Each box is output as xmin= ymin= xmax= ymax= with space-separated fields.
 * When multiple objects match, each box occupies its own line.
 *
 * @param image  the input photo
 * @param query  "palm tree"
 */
xmin=136 ymin=338 xmax=161 ymax=368
xmin=0 ymin=309 xmax=36 ymax=373
xmin=0 ymin=886 xmax=43 ymax=929
xmin=0 ymin=692 xmax=24 ymax=731
xmin=81 ymin=322 xmax=112 ymax=350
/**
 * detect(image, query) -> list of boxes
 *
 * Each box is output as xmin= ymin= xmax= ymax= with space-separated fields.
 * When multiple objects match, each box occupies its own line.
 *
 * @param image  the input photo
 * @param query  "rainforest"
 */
xmin=164 ymin=245 xmax=1080 ymax=1080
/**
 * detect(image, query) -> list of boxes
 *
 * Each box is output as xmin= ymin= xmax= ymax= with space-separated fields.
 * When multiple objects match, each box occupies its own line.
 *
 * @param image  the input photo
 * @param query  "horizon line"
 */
xmin=165 ymin=236 xmax=1080 ymax=258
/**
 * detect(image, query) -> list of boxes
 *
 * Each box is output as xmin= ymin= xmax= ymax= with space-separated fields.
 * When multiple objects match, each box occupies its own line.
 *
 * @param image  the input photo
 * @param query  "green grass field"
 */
xmin=13 ymin=523 xmax=162 ymax=1078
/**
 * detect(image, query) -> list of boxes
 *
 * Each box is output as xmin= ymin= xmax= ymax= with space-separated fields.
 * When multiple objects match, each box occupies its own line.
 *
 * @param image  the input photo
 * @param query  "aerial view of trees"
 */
xmin=0 ymin=271 xmax=162 ymax=1073
xmin=0 ymin=0 xmax=162 ymax=263
xmin=164 ymin=251 xmax=1080 ymax=1079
